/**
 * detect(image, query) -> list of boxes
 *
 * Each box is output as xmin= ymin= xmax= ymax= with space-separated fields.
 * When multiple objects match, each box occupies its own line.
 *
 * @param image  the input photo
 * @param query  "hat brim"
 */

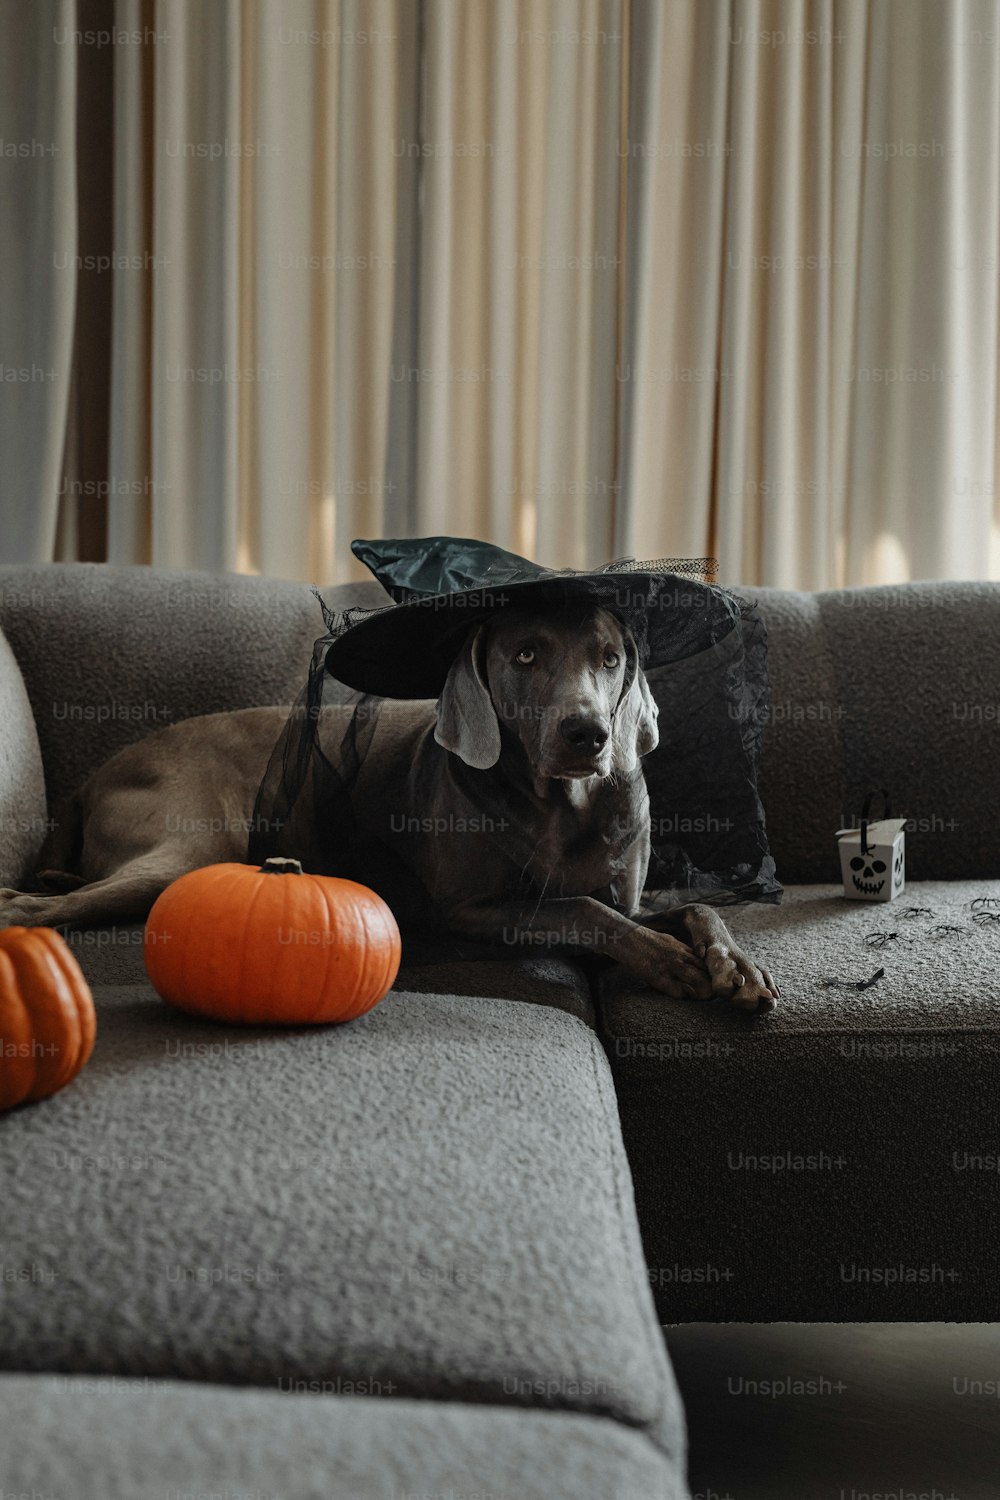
xmin=324 ymin=572 xmax=684 ymax=699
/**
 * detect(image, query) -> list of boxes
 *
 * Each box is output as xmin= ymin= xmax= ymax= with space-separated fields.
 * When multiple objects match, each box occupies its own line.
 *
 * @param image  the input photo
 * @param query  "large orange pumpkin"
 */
xmin=144 ymin=858 xmax=401 ymax=1024
xmin=0 ymin=927 xmax=97 ymax=1110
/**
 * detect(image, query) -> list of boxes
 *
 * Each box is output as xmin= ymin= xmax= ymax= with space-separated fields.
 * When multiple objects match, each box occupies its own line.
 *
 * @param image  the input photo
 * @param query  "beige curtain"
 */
xmin=106 ymin=0 xmax=415 ymax=581
xmin=0 ymin=0 xmax=79 ymax=562
xmin=622 ymin=0 xmax=1000 ymax=586
xmin=411 ymin=0 xmax=625 ymax=568
xmin=2 ymin=0 xmax=1000 ymax=586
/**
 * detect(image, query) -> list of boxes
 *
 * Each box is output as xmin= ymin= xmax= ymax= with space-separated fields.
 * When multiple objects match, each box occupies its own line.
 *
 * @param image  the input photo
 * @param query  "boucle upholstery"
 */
xmin=747 ymin=581 xmax=1000 ymax=882
xmin=0 ymin=1377 xmax=686 ymax=1500
xmin=0 ymin=976 xmax=685 ymax=1464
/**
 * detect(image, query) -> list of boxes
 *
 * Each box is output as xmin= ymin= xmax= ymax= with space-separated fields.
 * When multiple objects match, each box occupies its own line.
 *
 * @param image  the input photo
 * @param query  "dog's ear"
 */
xmin=613 ymin=644 xmax=659 ymax=772
xmin=434 ymin=625 xmax=501 ymax=769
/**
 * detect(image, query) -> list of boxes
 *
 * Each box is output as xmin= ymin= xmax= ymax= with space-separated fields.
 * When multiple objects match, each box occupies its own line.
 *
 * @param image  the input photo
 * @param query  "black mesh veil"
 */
xmin=249 ymin=541 xmax=780 ymax=935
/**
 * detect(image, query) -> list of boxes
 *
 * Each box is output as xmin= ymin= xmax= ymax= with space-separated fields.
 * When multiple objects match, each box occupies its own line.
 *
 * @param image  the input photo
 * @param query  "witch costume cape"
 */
xmin=249 ymin=537 xmax=781 ymax=933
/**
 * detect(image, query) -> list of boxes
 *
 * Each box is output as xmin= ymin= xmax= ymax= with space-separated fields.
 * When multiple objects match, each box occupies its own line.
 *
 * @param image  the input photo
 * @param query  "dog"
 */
xmin=0 ymin=603 xmax=778 ymax=1011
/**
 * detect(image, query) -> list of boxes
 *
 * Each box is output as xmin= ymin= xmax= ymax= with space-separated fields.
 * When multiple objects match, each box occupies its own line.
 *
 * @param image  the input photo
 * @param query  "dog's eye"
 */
xmin=514 ymin=647 xmax=535 ymax=666
xmin=603 ymin=651 xmax=620 ymax=669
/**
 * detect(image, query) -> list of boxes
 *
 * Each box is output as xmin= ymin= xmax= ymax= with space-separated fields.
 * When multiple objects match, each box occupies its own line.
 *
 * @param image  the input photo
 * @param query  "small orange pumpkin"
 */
xmin=0 ymin=927 xmax=97 ymax=1111
xmin=144 ymin=858 xmax=401 ymax=1024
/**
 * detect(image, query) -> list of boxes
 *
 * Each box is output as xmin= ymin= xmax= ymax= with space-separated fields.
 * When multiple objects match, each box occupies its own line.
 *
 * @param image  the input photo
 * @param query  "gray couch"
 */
xmin=0 ymin=564 xmax=998 ymax=1498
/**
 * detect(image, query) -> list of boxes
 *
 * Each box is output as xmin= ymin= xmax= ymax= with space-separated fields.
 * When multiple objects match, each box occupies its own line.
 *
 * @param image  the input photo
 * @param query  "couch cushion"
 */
xmin=0 ymin=564 xmax=390 ymax=809
xmin=0 ymin=614 xmax=46 ymax=886
xmin=740 ymin=588 xmax=848 ymax=884
xmin=0 ymin=1377 xmax=687 ymax=1500
xmin=599 ymin=880 xmax=1000 ymax=1321
xmin=747 ymin=582 xmax=1000 ymax=881
xmin=0 ymin=975 xmax=684 ymax=1463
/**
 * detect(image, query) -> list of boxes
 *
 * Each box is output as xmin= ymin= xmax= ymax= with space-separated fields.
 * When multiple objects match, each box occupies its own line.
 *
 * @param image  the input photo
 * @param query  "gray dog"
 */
xmin=0 ymin=603 xmax=778 ymax=1011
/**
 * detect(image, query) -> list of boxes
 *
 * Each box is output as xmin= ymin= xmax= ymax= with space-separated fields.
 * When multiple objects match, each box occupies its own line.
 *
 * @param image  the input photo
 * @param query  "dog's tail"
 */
xmin=34 ymin=791 xmax=86 ymax=892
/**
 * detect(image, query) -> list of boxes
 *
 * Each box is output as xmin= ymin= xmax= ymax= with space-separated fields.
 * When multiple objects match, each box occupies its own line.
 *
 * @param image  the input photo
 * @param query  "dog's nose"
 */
xmin=559 ymin=715 xmax=610 ymax=755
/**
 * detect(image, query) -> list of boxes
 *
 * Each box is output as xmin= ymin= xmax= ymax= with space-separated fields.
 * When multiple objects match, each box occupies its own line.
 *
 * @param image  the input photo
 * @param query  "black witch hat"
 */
xmin=325 ymin=535 xmax=725 ymax=698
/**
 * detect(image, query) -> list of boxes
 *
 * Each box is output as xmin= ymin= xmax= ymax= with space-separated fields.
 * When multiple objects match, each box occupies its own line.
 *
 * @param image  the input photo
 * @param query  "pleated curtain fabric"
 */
xmin=622 ymin=0 xmax=1000 ymax=586
xmin=410 ymin=0 xmax=625 ymax=568
xmin=0 ymin=0 xmax=79 ymax=564
xmin=1 ymin=0 xmax=999 ymax=587
xmin=107 ymin=0 xmax=415 ymax=583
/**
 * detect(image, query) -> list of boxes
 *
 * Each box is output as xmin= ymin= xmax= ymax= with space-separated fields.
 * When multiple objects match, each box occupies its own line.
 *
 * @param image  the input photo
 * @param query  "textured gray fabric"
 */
xmin=0 ymin=615 xmax=46 ymax=885
xmin=599 ymin=878 xmax=1000 ymax=1320
xmin=0 ymin=979 xmax=685 ymax=1463
xmin=742 ymin=587 xmax=849 ymax=885
xmin=376 ymin=950 xmax=596 ymax=1022
xmin=0 ymin=564 xmax=390 ymax=810
xmin=0 ymin=1377 xmax=686 ymax=1500
xmin=746 ymin=581 xmax=1000 ymax=882
xmin=818 ymin=582 xmax=1000 ymax=881
xmin=703 ymin=878 xmax=1000 ymax=1027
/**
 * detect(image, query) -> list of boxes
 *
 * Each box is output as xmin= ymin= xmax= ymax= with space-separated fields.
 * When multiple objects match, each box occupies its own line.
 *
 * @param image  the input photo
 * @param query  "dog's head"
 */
xmin=434 ymin=605 xmax=659 ymax=779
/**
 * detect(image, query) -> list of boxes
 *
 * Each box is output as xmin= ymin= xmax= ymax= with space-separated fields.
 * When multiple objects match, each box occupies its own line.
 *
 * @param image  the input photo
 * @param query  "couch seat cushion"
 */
xmin=0 ymin=1376 xmax=687 ymax=1500
xmin=599 ymin=880 xmax=1000 ymax=1321
xmin=0 ymin=971 xmax=683 ymax=1463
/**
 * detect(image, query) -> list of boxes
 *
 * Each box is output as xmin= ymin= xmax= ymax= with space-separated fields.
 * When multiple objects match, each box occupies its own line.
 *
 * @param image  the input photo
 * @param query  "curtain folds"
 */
xmin=108 ymin=0 xmax=412 ymax=581
xmin=0 ymin=0 xmax=79 ymax=563
xmin=1 ymin=0 xmax=999 ymax=586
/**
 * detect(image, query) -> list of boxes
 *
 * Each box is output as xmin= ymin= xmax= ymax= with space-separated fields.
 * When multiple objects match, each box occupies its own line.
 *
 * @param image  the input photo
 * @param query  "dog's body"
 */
xmin=0 ymin=604 xmax=778 ymax=1010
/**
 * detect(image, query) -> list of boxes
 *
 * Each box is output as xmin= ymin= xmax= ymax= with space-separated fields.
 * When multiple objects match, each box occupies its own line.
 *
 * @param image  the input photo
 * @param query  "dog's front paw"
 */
xmin=695 ymin=940 xmax=779 ymax=1012
xmin=630 ymin=929 xmax=715 ymax=1002
xmin=0 ymin=890 xmax=47 ymax=929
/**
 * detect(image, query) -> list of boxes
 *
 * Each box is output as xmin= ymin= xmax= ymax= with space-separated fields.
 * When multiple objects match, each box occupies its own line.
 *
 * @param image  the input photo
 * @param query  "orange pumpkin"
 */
xmin=144 ymin=857 xmax=401 ymax=1024
xmin=0 ymin=927 xmax=97 ymax=1110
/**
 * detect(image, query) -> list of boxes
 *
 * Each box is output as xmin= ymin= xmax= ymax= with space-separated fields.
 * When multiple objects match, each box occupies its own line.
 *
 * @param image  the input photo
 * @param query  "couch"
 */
xmin=0 ymin=563 xmax=997 ymax=1498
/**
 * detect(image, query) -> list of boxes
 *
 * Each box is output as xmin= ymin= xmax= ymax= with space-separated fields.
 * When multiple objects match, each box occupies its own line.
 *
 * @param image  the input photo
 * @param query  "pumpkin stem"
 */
xmin=260 ymin=857 xmax=304 ymax=876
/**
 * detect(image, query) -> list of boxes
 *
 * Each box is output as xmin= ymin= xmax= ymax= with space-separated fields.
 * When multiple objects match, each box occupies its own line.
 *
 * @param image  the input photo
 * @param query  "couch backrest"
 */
xmin=1 ymin=566 xmax=996 ymax=885
xmin=747 ymin=581 xmax=1000 ymax=883
xmin=0 ymin=565 xmax=389 ymax=815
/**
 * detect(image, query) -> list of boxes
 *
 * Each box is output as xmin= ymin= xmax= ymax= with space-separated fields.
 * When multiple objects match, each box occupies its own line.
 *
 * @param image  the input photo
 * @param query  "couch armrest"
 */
xmin=0 ymin=608 xmax=46 ymax=887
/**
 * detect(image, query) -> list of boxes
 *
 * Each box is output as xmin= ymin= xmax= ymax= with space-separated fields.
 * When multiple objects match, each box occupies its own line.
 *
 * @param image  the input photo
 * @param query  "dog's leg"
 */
xmin=672 ymin=903 xmax=779 ymax=1011
xmin=0 ymin=853 xmax=182 ymax=931
xmin=448 ymin=895 xmax=726 ymax=1003
xmin=0 ymin=705 xmax=294 ymax=932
